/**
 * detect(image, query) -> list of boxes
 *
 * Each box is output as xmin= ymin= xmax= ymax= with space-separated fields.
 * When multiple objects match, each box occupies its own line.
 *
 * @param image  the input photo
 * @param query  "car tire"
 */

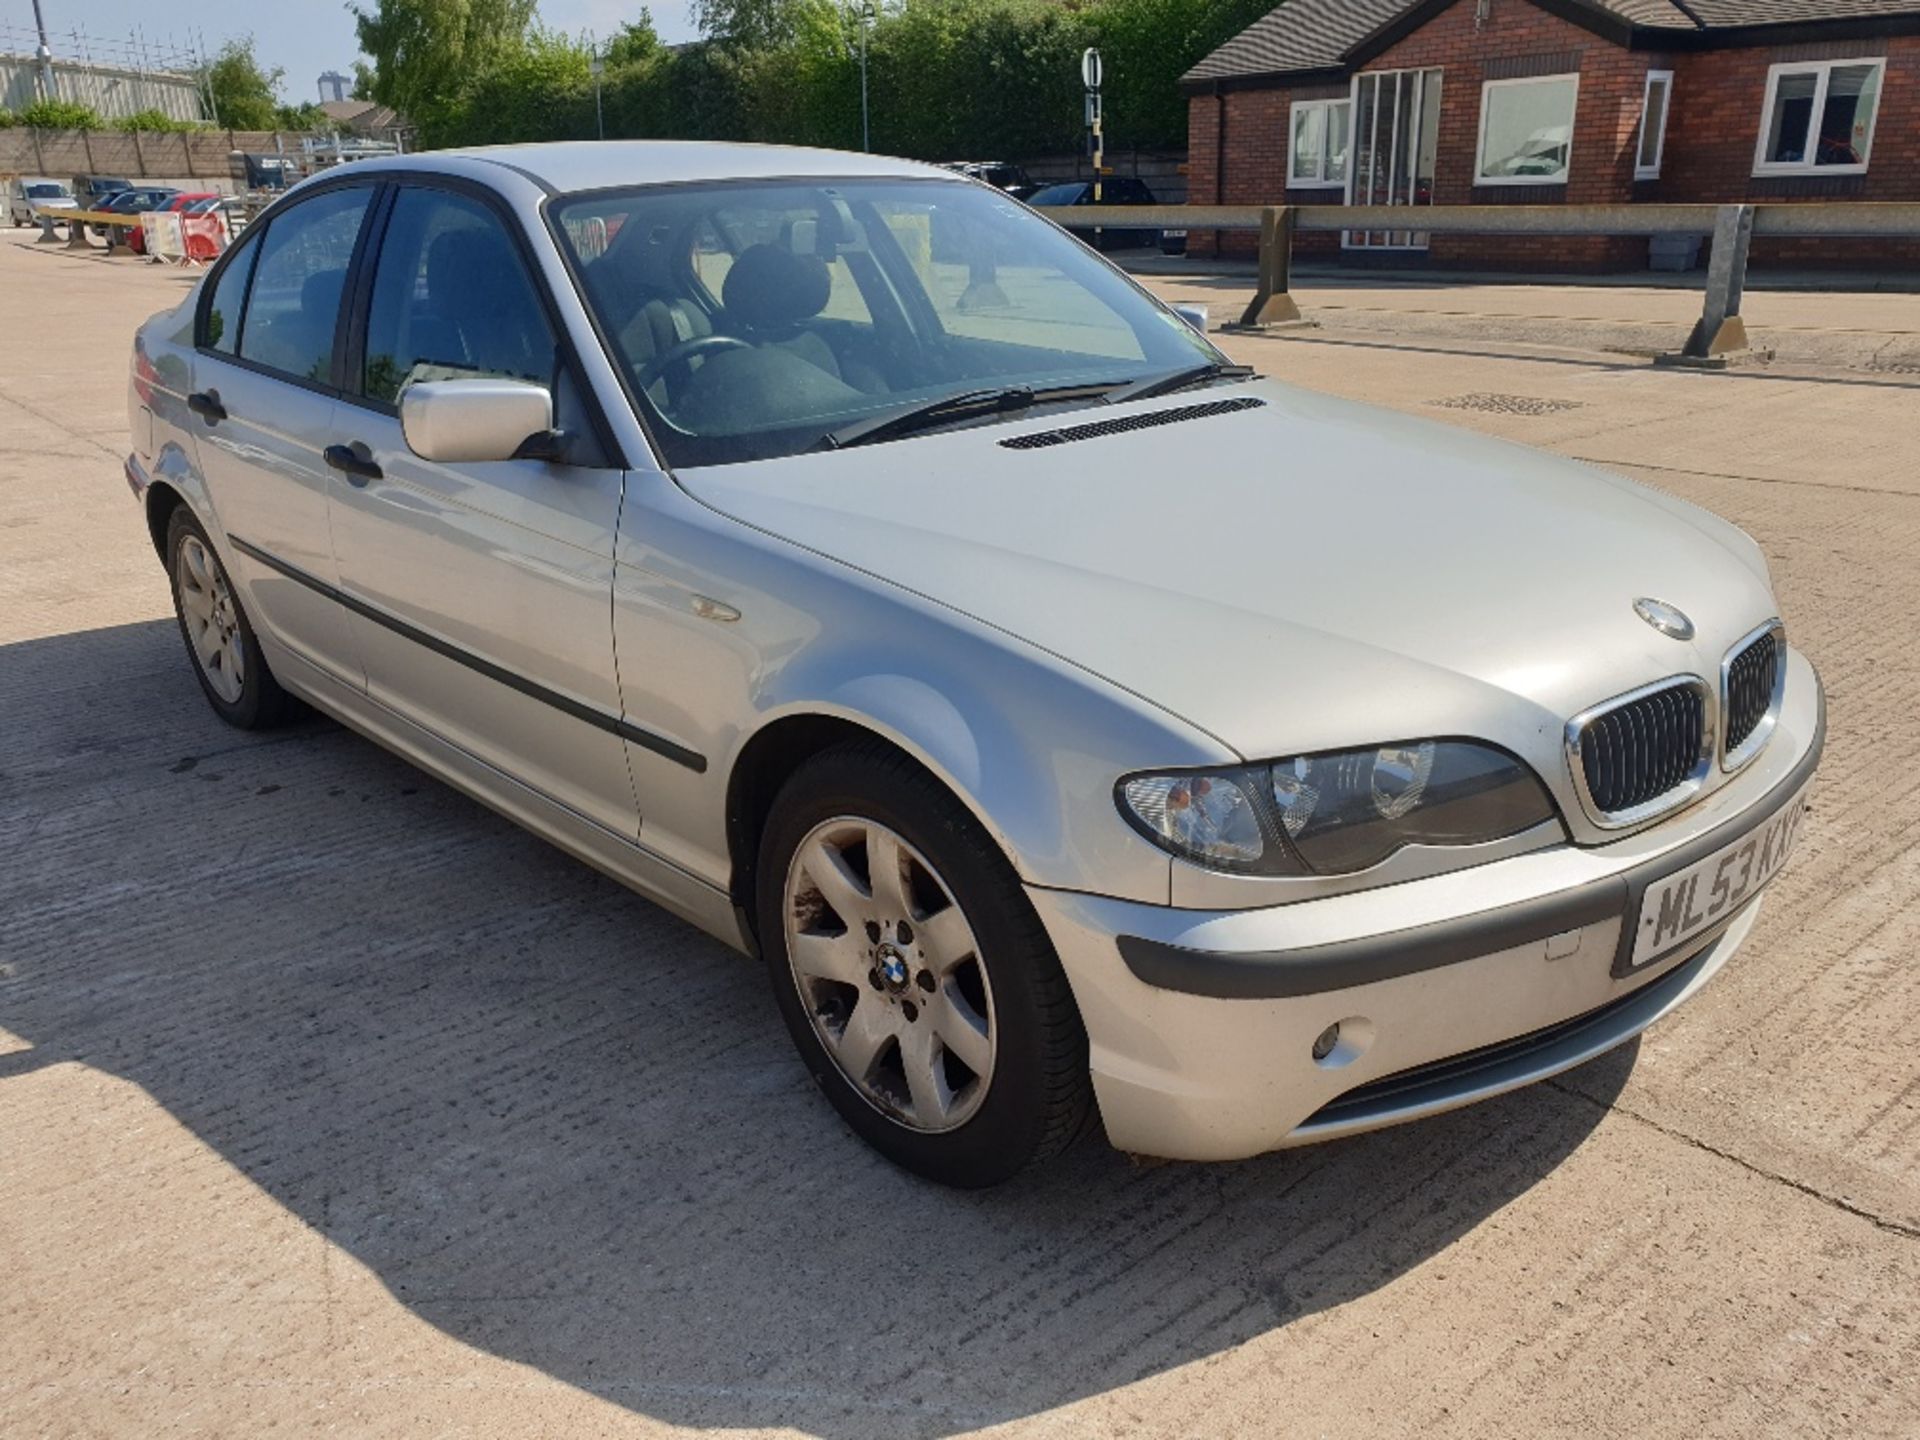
xmin=165 ymin=507 xmax=297 ymax=730
xmin=756 ymin=740 xmax=1093 ymax=1187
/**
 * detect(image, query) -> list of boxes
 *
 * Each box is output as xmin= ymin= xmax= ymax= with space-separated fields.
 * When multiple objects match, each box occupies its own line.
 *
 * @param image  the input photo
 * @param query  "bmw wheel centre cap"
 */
xmin=1634 ymin=597 xmax=1695 ymax=641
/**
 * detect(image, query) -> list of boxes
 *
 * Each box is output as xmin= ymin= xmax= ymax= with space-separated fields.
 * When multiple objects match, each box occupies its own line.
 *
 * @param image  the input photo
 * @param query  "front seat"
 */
xmin=420 ymin=227 xmax=550 ymax=383
xmin=720 ymin=244 xmax=844 ymax=381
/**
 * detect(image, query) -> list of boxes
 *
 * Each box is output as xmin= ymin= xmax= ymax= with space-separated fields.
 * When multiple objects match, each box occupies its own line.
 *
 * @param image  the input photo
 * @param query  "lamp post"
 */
xmin=30 ymin=0 xmax=56 ymax=102
xmin=854 ymin=1 xmax=875 ymax=152
xmin=591 ymin=46 xmax=605 ymax=141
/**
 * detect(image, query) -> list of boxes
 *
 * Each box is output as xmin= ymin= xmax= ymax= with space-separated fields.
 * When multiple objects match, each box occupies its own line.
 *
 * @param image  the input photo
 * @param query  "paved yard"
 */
xmin=2 ymin=231 xmax=1917 ymax=1439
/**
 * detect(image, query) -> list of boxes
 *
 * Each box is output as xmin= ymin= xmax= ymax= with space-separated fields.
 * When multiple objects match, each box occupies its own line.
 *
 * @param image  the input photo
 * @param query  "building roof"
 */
xmin=318 ymin=98 xmax=408 ymax=134
xmin=1184 ymin=0 xmax=1920 ymax=86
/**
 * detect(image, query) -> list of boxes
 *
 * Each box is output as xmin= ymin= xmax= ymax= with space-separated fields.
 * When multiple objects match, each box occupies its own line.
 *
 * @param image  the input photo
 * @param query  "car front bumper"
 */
xmin=1029 ymin=647 xmax=1824 ymax=1162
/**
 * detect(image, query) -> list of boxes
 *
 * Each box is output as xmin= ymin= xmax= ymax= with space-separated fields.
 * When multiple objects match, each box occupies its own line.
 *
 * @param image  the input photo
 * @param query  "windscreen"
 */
xmin=553 ymin=177 xmax=1214 ymax=467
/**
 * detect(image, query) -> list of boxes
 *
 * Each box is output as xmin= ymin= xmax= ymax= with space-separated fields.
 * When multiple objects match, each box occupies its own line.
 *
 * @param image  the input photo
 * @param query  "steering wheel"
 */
xmin=635 ymin=333 xmax=753 ymax=389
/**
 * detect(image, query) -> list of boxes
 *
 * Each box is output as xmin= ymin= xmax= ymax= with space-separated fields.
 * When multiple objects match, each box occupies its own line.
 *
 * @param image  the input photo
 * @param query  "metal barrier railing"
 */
xmin=1032 ymin=202 xmax=1920 ymax=363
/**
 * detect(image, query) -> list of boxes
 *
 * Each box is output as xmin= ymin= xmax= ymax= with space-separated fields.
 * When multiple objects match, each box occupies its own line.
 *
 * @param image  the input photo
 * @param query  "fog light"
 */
xmin=1312 ymin=1023 xmax=1340 ymax=1061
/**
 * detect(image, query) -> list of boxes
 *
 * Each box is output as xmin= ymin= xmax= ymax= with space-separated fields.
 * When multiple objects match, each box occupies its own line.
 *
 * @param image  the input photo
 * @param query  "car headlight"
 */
xmin=1118 ymin=740 xmax=1558 ymax=877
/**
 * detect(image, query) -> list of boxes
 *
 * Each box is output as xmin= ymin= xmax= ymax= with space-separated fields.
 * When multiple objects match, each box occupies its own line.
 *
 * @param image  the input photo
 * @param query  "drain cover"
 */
xmin=1431 ymin=392 xmax=1585 ymax=416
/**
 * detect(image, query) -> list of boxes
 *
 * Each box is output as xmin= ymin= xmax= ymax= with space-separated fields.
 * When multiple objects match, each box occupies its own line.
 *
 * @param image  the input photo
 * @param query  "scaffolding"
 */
xmin=0 ymin=21 xmax=219 ymax=125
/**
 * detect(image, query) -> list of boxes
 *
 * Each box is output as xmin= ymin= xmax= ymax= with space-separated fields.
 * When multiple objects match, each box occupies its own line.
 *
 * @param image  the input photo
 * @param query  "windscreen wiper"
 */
xmin=820 ymin=380 xmax=1117 ymax=451
xmin=1103 ymin=360 xmax=1255 ymax=407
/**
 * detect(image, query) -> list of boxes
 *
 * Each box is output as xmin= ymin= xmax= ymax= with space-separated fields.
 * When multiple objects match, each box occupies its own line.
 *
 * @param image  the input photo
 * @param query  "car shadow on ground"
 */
xmin=1 ymin=619 xmax=1632 ymax=1439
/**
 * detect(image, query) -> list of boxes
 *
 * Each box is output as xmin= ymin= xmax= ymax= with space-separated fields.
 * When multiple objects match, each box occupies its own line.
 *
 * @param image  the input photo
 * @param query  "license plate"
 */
xmin=1627 ymin=784 xmax=1810 ymax=971
xmin=1162 ymin=229 xmax=1187 ymax=238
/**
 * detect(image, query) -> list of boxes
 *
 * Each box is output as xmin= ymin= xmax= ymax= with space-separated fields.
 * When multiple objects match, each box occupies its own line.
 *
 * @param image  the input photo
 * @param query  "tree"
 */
xmin=203 ymin=38 xmax=283 ymax=130
xmin=604 ymin=15 xmax=662 ymax=68
xmin=351 ymin=0 xmax=537 ymax=135
xmin=351 ymin=62 xmax=377 ymax=101
xmin=276 ymin=101 xmax=332 ymax=132
xmin=692 ymin=0 xmax=834 ymax=50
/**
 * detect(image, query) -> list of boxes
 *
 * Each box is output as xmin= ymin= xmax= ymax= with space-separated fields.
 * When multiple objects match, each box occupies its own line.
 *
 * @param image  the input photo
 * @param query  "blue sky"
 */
xmin=13 ymin=0 xmax=700 ymax=105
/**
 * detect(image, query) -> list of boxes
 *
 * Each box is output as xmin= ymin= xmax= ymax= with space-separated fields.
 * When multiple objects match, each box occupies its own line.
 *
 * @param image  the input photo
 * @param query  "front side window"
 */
xmin=1637 ymin=70 xmax=1673 ymax=179
xmin=361 ymin=186 xmax=556 ymax=407
xmin=1476 ymin=74 xmax=1579 ymax=185
xmin=237 ymin=186 xmax=373 ymax=384
xmin=556 ymin=178 xmax=1219 ymax=468
xmin=1289 ymin=99 xmax=1351 ymax=188
xmin=1755 ymin=60 xmax=1884 ymax=174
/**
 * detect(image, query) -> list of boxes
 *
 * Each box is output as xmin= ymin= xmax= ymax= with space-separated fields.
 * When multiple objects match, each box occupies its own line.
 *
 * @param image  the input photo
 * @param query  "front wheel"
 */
xmin=756 ymin=742 xmax=1093 ymax=1187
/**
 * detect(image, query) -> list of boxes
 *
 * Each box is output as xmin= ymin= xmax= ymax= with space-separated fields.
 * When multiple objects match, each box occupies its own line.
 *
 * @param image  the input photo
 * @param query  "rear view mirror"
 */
xmin=399 ymin=379 xmax=557 ymax=464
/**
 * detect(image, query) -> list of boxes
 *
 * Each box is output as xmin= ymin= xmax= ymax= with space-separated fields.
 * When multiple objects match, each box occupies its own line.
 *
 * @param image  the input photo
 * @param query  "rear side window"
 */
xmin=203 ymin=234 xmax=263 ymax=354
xmin=360 ymin=187 xmax=555 ymax=406
xmin=237 ymin=186 xmax=373 ymax=385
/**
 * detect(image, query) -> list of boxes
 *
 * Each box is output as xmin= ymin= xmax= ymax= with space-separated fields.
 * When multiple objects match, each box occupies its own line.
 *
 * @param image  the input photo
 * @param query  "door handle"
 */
xmin=186 ymin=390 xmax=226 ymax=424
xmin=323 ymin=442 xmax=383 ymax=486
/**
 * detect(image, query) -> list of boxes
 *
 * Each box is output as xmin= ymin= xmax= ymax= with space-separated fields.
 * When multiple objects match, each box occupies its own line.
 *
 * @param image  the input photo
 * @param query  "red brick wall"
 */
xmin=1187 ymin=0 xmax=1920 ymax=271
xmin=1657 ymin=35 xmax=1920 ymax=267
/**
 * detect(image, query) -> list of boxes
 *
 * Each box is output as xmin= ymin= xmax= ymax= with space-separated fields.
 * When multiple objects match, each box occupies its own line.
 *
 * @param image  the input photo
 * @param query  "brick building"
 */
xmin=1183 ymin=0 xmax=1920 ymax=270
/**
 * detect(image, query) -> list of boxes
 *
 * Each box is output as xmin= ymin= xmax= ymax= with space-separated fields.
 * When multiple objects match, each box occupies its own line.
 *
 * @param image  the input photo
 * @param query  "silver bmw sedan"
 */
xmin=125 ymin=143 xmax=1822 ymax=1187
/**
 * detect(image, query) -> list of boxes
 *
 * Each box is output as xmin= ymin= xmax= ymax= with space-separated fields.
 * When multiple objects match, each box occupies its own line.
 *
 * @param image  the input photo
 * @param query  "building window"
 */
xmin=1637 ymin=70 xmax=1673 ymax=179
xmin=1754 ymin=59 xmax=1884 ymax=175
xmin=1289 ymin=99 xmax=1351 ymax=188
xmin=1475 ymin=74 xmax=1580 ymax=186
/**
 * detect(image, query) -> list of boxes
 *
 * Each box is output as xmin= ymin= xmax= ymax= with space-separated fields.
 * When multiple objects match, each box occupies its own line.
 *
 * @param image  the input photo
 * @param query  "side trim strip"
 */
xmin=1117 ymin=688 xmax=1825 ymax=1001
xmin=227 ymin=534 xmax=707 ymax=773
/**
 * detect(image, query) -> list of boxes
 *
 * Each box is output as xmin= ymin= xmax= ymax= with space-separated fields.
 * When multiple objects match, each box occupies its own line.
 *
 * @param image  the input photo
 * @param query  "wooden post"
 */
xmin=1237 ymin=206 xmax=1305 ymax=327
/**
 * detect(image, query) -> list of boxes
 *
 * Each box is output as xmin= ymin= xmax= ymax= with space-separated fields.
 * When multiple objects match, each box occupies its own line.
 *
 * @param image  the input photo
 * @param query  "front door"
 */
xmin=324 ymin=182 xmax=639 ymax=838
xmin=190 ymin=183 xmax=377 ymax=684
xmin=1345 ymin=68 xmax=1444 ymax=251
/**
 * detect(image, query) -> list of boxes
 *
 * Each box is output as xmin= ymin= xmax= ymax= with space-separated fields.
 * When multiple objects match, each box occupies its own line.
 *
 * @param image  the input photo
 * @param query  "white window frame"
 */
xmin=1473 ymin=73 xmax=1581 ymax=187
xmin=1636 ymin=69 xmax=1673 ymax=180
xmin=1288 ymin=98 xmax=1352 ymax=189
xmin=1752 ymin=58 xmax=1885 ymax=177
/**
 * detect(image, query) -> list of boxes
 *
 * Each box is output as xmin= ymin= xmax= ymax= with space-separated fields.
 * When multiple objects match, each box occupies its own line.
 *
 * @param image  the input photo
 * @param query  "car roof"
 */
xmin=347 ymin=140 xmax=958 ymax=194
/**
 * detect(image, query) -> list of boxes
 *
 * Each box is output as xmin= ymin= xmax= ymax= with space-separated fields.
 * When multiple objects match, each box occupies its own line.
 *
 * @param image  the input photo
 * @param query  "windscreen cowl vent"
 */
xmin=999 ymin=396 xmax=1266 ymax=450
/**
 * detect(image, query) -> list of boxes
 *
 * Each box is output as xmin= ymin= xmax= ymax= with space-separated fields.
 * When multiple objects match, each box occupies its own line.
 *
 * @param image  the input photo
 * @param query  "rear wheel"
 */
xmin=165 ymin=508 xmax=296 ymax=729
xmin=757 ymin=742 xmax=1092 ymax=1187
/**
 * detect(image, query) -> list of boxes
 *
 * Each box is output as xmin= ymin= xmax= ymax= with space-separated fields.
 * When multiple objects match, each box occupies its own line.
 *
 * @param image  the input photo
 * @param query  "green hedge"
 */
xmin=421 ymin=0 xmax=1275 ymax=156
xmin=14 ymin=99 xmax=104 ymax=131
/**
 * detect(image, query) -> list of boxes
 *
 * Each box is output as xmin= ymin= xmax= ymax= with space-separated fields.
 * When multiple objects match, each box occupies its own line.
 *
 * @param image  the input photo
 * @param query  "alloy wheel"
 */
xmin=176 ymin=534 xmax=246 ymax=705
xmin=783 ymin=816 xmax=997 ymax=1132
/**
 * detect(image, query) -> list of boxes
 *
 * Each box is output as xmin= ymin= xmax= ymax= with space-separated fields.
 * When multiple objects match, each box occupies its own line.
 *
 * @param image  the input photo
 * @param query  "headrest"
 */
xmin=721 ymin=243 xmax=832 ymax=334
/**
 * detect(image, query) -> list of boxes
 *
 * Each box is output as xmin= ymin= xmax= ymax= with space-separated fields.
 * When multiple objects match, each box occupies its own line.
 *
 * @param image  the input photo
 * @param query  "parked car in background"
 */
xmin=9 ymin=177 xmax=78 ymax=227
xmin=92 ymin=187 xmax=180 ymax=238
xmin=1026 ymin=176 xmax=1163 ymax=249
xmin=126 ymin=142 xmax=1821 ymax=1188
xmin=72 ymin=175 xmax=133 ymax=208
xmin=943 ymin=160 xmax=1036 ymax=198
xmin=126 ymin=193 xmax=220 ymax=255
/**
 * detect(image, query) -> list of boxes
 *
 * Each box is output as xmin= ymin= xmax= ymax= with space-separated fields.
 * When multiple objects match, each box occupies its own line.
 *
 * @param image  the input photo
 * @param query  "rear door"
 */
xmin=324 ymin=179 xmax=639 ymax=837
xmin=190 ymin=181 xmax=378 ymax=685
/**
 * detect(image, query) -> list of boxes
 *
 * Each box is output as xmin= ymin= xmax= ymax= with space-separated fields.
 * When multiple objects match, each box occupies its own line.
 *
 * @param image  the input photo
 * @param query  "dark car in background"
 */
xmin=944 ymin=161 xmax=1037 ymax=199
xmin=72 ymin=176 xmax=133 ymax=208
xmin=1026 ymin=176 xmax=1166 ymax=250
xmin=92 ymin=187 xmax=180 ymax=238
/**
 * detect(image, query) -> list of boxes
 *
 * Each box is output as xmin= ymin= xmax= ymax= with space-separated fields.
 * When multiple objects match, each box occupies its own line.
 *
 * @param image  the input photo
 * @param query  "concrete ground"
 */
xmin=2 ymin=231 xmax=1917 ymax=1440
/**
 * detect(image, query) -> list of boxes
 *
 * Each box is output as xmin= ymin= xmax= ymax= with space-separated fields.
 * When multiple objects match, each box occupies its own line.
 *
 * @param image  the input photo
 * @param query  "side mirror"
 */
xmin=1171 ymin=303 xmax=1209 ymax=334
xmin=399 ymin=379 xmax=558 ymax=464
